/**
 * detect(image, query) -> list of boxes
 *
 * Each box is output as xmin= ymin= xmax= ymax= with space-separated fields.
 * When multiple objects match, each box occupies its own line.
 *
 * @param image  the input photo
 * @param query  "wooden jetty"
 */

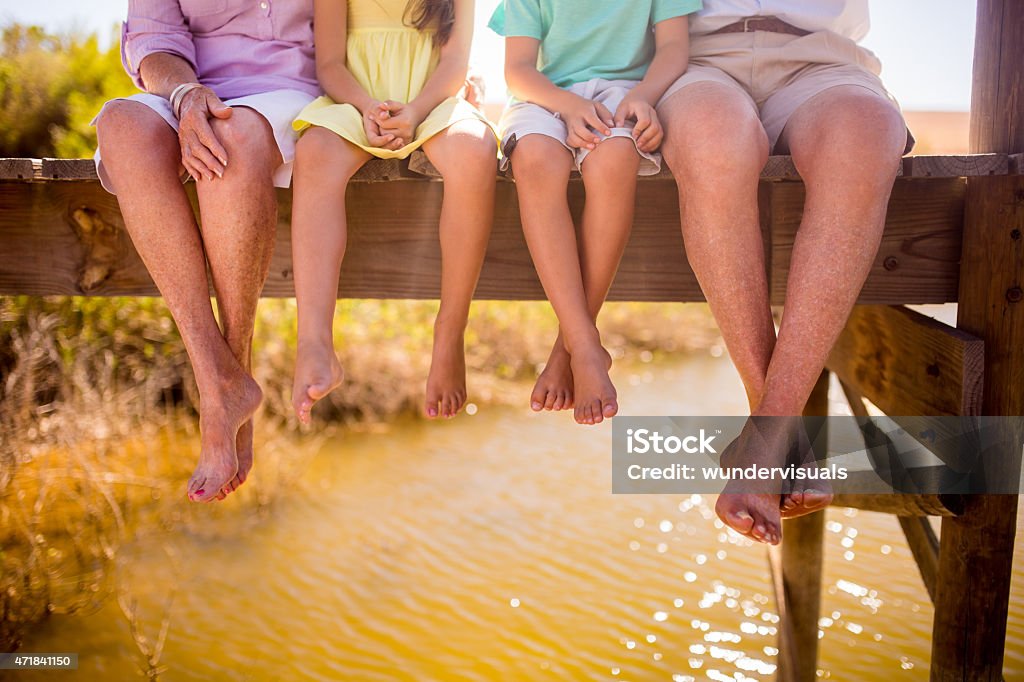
xmin=0 ymin=1 xmax=1021 ymax=678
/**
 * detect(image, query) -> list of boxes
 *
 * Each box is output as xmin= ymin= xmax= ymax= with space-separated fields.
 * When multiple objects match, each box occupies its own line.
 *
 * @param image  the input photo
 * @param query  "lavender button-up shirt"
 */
xmin=122 ymin=0 xmax=320 ymax=100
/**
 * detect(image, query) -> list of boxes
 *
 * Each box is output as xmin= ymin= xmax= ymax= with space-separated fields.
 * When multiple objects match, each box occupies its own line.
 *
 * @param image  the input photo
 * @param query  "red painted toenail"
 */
xmin=195 ymin=489 xmax=204 ymax=496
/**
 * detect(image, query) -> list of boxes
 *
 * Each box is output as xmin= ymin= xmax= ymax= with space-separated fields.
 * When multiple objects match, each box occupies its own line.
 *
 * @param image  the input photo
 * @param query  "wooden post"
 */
xmin=774 ymin=370 xmax=829 ymax=682
xmin=930 ymin=1 xmax=1024 ymax=679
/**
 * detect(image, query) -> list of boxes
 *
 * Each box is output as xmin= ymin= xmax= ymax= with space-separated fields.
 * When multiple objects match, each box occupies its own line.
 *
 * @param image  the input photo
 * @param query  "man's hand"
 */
xmin=177 ymin=86 xmax=232 ymax=181
xmin=377 ymin=101 xmax=423 ymax=149
xmin=614 ymin=93 xmax=663 ymax=153
xmin=561 ymin=95 xmax=614 ymax=150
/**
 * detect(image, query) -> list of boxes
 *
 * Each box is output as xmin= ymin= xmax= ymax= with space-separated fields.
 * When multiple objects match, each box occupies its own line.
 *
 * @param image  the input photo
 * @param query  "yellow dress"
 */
xmin=293 ymin=0 xmax=495 ymax=158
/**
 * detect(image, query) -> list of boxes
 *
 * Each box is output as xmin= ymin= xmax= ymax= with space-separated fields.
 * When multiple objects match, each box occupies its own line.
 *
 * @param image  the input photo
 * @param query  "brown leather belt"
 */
xmin=711 ymin=16 xmax=810 ymax=37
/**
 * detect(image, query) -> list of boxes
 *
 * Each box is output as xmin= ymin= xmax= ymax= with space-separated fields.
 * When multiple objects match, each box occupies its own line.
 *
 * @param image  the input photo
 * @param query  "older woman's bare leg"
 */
xmin=193 ymin=107 xmax=280 ymax=494
xmin=96 ymin=101 xmax=262 ymax=503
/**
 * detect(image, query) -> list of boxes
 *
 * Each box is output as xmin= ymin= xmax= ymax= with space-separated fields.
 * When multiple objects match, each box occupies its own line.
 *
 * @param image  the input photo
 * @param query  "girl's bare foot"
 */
xmin=187 ymin=373 xmax=263 ymax=503
xmin=569 ymin=345 xmax=617 ymax=426
xmin=424 ymin=327 xmax=467 ymax=419
xmin=531 ymin=342 xmax=574 ymax=412
xmin=292 ymin=340 xmax=345 ymax=425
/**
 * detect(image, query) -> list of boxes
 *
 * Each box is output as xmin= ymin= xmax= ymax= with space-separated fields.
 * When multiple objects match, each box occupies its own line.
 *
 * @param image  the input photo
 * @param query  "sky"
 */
xmin=0 ymin=0 xmax=977 ymax=111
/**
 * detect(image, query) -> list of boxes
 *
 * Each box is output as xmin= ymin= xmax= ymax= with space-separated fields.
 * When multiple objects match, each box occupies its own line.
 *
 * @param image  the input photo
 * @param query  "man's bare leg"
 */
xmin=659 ymin=83 xmax=781 ymax=542
xmin=420 ymin=120 xmax=497 ymax=419
xmin=757 ymin=86 xmax=907 ymax=518
xmin=531 ymin=138 xmax=640 ymax=413
xmin=195 ymin=108 xmax=281 ymax=495
xmin=96 ymin=101 xmax=261 ymax=503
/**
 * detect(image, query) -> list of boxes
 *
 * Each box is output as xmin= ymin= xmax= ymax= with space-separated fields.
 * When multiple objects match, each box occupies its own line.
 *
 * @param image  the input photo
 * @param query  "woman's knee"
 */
xmin=210 ymin=108 xmax=277 ymax=163
xmin=95 ymin=100 xmax=178 ymax=157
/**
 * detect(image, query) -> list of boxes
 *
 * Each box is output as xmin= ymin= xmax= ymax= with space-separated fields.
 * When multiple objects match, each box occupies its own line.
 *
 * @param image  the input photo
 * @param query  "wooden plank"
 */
xmin=931 ymin=173 xmax=1024 ymax=681
xmin=0 ymin=159 xmax=35 ymax=180
xmin=1010 ymin=154 xmax=1023 ymax=174
xmin=905 ymin=154 xmax=1009 ymax=177
xmin=968 ymin=1 xmax=1024 ymax=155
xmin=899 ymin=516 xmax=940 ymax=603
xmin=774 ymin=370 xmax=828 ymax=682
xmin=40 ymin=158 xmax=97 ymax=181
xmin=0 ymin=176 xmax=703 ymax=300
xmin=827 ymin=305 xmax=984 ymax=417
xmin=831 ymin=491 xmax=963 ymax=516
xmin=768 ymin=178 xmax=966 ymax=305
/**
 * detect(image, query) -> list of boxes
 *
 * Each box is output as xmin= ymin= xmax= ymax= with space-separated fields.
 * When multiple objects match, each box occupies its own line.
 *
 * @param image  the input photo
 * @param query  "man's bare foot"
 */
xmin=531 ymin=341 xmax=574 ymax=412
xmin=221 ymin=420 xmax=254 ymax=496
xmin=780 ymin=422 xmax=834 ymax=518
xmin=713 ymin=417 xmax=798 ymax=545
xmin=292 ymin=339 xmax=344 ymax=425
xmin=570 ymin=345 xmax=617 ymax=426
xmin=424 ymin=326 xmax=467 ymax=419
xmin=187 ymin=374 xmax=263 ymax=503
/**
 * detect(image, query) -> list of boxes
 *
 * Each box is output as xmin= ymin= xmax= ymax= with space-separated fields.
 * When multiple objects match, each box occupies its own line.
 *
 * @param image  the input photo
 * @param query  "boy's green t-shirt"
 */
xmin=488 ymin=0 xmax=702 ymax=89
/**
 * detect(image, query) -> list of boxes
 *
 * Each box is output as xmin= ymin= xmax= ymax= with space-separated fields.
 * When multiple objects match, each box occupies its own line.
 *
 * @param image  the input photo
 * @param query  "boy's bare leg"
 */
xmin=756 ymin=86 xmax=906 ymax=516
xmin=420 ymin=121 xmax=498 ymax=419
xmin=532 ymin=138 xmax=640 ymax=417
xmin=96 ymin=101 xmax=261 ymax=503
xmin=512 ymin=134 xmax=618 ymax=425
xmin=195 ymin=108 xmax=279 ymax=496
xmin=291 ymin=128 xmax=371 ymax=424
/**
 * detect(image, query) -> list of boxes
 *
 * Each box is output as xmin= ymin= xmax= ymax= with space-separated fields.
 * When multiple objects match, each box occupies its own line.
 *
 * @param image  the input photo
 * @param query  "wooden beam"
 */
xmin=774 ymin=370 xmax=828 ymax=682
xmin=831 ymin=491 xmax=963 ymax=517
xmin=904 ymin=154 xmax=1009 ymax=177
xmin=899 ymin=516 xmax=940 ymax=603
xmin=827 ymin=306 xmax=983 ymax=417
xmin=0 ymin=159 xmax=35 ymax=180
xmin=969 ymin=1 xmax=1024 ymax=155
xmin=931 ymin=174 xmax=1024 ymax=681
xmin=768 ymin=179 xmax=966 ymax=305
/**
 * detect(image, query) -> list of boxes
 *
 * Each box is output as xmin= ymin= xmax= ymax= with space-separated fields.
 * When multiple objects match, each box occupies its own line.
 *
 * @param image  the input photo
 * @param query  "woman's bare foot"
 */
xmin=292 ymin=339 xmax=345 ymax=425
xmin=221 ymin=420 xmax=254 ymax=496
xmin=531 ymin=341 xmax=574 ymax=412
xmin=569 ymin=345 xmax=617 ymax=426
xmin=187 ymin=374 xmax=263 ymax=503
xmin=713 ymin=417 xmax=797 ymax=545
xmin=424 ymin=326 xmax=467 ymax=419
xmin=780 ymin=422 xmax=834 ymax=518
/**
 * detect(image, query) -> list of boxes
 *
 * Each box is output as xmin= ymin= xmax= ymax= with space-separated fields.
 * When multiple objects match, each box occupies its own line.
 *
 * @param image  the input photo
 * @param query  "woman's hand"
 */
xmin=561 ymin=95 xmax=614 ymax=150
xmin=377 ymin=101 xmax=423 ymax=148
xmin=614 ymin=93 xmax=664 ymax=153
xmin=177 ymin=85 xmax=232 ymax=181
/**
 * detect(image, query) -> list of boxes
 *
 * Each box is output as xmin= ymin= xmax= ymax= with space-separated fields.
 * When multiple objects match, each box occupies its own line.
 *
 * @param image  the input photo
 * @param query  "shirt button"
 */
xmin=259 ymin=1 xmax=268 ymax=8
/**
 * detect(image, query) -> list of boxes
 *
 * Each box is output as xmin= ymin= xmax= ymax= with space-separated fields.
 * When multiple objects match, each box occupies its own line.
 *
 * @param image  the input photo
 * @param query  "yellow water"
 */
xmin=11 ymin=355 xmax=1024 ymax=681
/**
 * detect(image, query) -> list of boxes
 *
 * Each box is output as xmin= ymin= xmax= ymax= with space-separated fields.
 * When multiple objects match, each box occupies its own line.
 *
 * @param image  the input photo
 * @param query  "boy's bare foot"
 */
xmin=292 ymin=340 xmax=345 ymax=425
xmin=713 ymin=417 xmax=796 ymax=545
xmin=425 ymin=327 xmax=467 ymax=419
xmin=187 ymin=373 xmax=262 ymax=503
xmin=222 ymin=420 xmax=254 ymax=496
xmin=531 ymin=342 xmax=574 ymax=412
xmin=780 ymin=423 xmax=834 ymax=518
xmin=570 ymin=345 xmax=617 ymax=426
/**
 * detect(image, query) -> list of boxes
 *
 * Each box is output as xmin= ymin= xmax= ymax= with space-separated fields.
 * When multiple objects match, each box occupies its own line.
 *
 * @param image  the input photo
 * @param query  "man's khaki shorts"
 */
xmin=659 ymin=30 xmax=914 ymax=154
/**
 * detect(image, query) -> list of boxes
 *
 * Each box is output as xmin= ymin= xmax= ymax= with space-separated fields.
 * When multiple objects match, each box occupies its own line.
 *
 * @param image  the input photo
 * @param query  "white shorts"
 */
xmin=92 ymin=88 xmax=316 ymax=193
xmin=498 ymin=78 xmax=662 ymax=176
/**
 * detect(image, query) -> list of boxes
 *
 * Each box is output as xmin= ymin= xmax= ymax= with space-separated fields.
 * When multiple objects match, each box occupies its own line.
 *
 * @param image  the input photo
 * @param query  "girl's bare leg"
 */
xmin=290 ymin=128 xmax=371 ymax=424
xmin=420 ymin=121 xmax=498 ymax=418
xmin=531 ymin=138 xmax=640 ymax=414
xmin=511 ymin=134 xmax=617 ymax=425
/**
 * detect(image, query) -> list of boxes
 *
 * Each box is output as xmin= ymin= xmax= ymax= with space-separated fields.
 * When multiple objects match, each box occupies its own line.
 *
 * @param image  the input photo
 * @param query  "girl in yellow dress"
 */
xmin=290 ymin=0 xmax=497 ymax=423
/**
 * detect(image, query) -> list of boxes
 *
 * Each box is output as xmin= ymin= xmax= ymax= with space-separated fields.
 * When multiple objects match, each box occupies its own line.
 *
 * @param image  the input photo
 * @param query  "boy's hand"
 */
xmin=377 ymin=100 xmax=423 ymax=149
xmin=562 ymin=95 xmax=614 ymax=150
xmin=614 ymin=94 xmax=663 ymax=153
xmin=362 ymin=100 xmax=400 ymax=149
